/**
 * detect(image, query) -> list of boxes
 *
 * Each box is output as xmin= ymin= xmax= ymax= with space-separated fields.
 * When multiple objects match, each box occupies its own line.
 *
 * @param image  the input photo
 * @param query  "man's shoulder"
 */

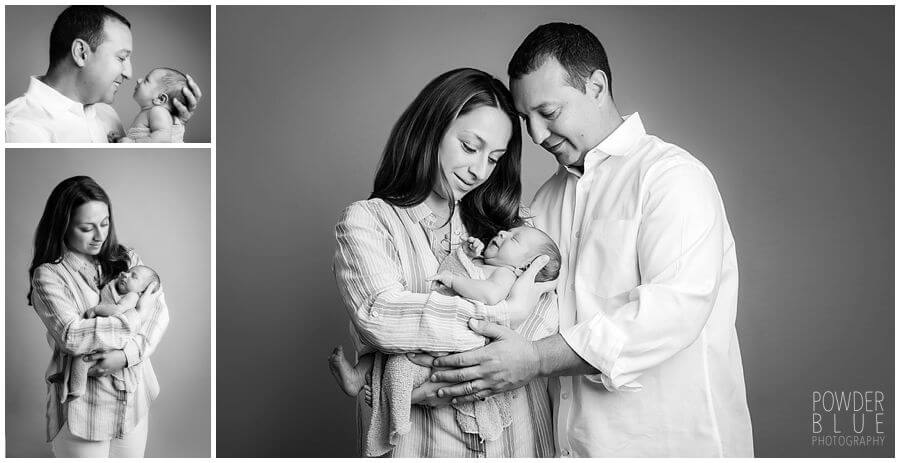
xmin=637 ymin=135 xmax=714 ymax=182
xmin=6 ymin=93 xmax=45 ymax=120
xmin=6 ymin=96 xmax=53 ymax=142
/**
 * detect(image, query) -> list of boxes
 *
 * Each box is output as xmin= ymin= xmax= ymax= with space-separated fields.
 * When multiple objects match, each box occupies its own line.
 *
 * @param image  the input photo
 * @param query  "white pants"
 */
xmin=51 ymin=417 xmax=149 ymax=458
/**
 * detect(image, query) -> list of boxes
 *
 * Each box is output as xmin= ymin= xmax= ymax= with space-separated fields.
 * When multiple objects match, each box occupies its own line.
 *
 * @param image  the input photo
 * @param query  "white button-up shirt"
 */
xmin=531 ymin=113 xmax=753 ymax=457
xmin=5 ymin=76 xmax=123 ymax=142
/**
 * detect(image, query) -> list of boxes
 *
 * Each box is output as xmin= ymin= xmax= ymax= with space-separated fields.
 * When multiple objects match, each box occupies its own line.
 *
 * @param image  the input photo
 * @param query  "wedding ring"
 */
xmin=465 ymin=382 xmax=475 ymax=395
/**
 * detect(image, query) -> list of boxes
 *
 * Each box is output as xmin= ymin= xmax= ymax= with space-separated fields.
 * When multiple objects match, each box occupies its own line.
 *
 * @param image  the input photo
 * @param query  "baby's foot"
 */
xmin=328 ymin=345 xmax=366 ymax=397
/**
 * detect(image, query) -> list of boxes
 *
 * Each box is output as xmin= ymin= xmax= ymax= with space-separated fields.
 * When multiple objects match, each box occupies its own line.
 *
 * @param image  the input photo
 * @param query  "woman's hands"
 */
xmin=173 ymin=75 xmax=203 ymax=124
xmin=506 ymin=255 xmax=557 ymax=326
xmin=407 ymin=353 xmax=456 ymax=408
xmin=137 ymin=281 xmax=161 ymax=311
xmin=85 ymin=349 xmax=127 ymax=376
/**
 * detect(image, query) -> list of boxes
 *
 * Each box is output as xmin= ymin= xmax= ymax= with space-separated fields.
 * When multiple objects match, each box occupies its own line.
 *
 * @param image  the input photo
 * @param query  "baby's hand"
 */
xmin=466 ymin=237 xmax=485 ymax=256
xmin=117 ymin=137 xmax=135 ymax=143
xmin=426 ymin=271 xmax=454 ymax=289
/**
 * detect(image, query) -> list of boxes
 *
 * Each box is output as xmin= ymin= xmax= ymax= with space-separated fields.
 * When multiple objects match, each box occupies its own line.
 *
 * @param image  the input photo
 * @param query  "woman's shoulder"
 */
xmin=32 ymin=261 xmax=64 ymax=282
xmin=337 ymin=198 xmax=397 ymax=225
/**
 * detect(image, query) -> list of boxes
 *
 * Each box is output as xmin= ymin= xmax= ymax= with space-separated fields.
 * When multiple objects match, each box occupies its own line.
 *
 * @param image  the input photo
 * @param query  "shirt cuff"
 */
xmin=123 ymin=338 xmax=141 ymax=367
xmin=559 ymin=312 xmax=642 ymax=392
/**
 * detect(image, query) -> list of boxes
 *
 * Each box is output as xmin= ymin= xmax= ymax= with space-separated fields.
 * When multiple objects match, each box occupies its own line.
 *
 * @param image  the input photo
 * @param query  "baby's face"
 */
xmin=115 ymin=266 xmax=154 ymax=294
xmin=482 ymin=226 xmax=545 ymax=269
xmin=132 ymin=69 xmax=166 ymax=108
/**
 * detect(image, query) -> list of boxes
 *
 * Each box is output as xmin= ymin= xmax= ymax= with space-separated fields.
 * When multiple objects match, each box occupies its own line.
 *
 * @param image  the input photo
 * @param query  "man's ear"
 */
xmin=153 ymin=93 xmax=169 ymax=106
xmin=71 ymin=38 xmax=90 ymax=67
xmin=586 ymin=69 xmax=608 ymax=103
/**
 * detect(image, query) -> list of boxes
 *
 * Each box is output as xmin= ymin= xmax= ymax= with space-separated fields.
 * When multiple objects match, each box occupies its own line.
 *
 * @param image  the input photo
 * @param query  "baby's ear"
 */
xmin=152 ymin=93 xmax=169 ymax=106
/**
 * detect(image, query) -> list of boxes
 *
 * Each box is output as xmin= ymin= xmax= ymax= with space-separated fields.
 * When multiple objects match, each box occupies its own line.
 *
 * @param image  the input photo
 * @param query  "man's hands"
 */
xmin=428 ymin=319 xmax=541 ymax=404
xmin=85 ymin=349 xmax=127 ymax=377
xmin=173 ymin=75 xmax=203 ymax=124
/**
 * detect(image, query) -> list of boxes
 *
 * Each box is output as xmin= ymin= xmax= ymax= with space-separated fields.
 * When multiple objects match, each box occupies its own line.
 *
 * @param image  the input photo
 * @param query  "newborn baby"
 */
xmin=120 ymin=67 xmax=187 ymax=143
xmin=429 ymin=226 xmax=561 ymax=304
xmin=67 ymin=265 xmax=160 ymax=402
xmin=330 ymin=226 xmax=560 ymax=454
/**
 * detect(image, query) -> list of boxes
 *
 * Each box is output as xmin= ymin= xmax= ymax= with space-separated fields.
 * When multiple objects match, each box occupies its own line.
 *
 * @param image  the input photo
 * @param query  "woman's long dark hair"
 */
xmin=27 ymin=176 xmax=130 ymax=304
xmin=371 ymin=68 xmax=524 ymax=243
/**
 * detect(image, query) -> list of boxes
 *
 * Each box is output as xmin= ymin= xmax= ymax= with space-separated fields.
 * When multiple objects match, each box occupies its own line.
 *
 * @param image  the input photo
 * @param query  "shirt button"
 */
xmin=562 ymin=392 xmax=569 ymax=400
xmin=570 ymin=283 xmax=576 ymax=291
xmin=574 ymin=231 xmax=581 ymax=240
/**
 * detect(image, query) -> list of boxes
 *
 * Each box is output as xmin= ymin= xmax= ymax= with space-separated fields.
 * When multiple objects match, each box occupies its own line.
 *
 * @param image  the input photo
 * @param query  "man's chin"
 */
xmin=99 ymin=91 xmax=118 ymax=105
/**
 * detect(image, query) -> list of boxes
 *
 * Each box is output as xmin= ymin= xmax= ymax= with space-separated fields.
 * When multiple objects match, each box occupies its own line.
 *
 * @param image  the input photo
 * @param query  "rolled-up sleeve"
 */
xmin=561 ymin=163 xmax=725 ymax=391
xmin=333 ymin=202 xmax=509 ymax=353
xmin=32 ymin=264 xmax=142 ymax=356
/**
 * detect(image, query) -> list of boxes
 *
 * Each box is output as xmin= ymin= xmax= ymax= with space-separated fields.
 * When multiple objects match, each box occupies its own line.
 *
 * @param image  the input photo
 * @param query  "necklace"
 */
xmin=430 ymin=204 xmax=465 ymax=254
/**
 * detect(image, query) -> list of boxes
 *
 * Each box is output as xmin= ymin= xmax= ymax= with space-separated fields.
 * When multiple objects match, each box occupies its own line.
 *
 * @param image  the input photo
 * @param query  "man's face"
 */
xmin=81 ymin=18 xmax=133 ymax=104
xmin=511 ymin=57 xmax=605 ymax=168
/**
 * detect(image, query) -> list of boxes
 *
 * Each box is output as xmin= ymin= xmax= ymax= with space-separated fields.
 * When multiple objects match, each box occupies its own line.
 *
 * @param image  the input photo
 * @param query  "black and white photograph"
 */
xmin=5 ymin=5 xmax=209 ymax=143
xmin=216 ymin=5 xmax=893 ymax=458
xmin=5 ymin=149 xmax=211 ymax=457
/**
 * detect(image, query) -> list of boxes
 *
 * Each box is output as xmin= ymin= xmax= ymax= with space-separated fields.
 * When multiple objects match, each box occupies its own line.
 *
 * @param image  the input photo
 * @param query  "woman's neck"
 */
xmin=424 ymin=192 xmax=455 ymax=221
xmin=64 ymin=248 xmax=97 ymax=266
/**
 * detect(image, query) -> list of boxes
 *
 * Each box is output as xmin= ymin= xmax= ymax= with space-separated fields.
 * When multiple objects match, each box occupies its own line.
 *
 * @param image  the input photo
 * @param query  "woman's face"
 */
xmin=436 ymin=105 xmax=512 ymax=201
xmin=65 ymin=200 xmax=110 ymax=257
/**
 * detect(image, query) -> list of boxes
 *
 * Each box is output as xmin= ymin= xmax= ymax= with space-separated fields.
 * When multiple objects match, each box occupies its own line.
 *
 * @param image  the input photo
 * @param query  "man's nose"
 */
xmin=527 ymin=117 xmax=550 ymax=145
xmin=122 ymin=61 xmax=133 ymax=80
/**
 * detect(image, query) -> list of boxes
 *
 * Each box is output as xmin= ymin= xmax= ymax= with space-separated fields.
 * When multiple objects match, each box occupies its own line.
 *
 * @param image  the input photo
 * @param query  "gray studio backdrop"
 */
xmin=6 ymin=149 xmax=211 ymax=457
xmin=216 ymin=6 xmax=894 ymax=457
xmin=5 ymin=5 xmax=211 ymax=143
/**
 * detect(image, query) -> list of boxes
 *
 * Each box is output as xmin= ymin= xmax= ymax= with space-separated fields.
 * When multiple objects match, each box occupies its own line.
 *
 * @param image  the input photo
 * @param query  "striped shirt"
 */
xmin=31 ymin=250 xmax=169 ymax=442
xmin=334 ymin=198 xmax=556 ymax=457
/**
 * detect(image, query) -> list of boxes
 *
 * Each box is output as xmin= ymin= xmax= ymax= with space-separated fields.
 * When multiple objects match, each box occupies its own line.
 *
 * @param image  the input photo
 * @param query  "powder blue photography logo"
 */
xmin=811 ymin=390 xmax=887 ymax=448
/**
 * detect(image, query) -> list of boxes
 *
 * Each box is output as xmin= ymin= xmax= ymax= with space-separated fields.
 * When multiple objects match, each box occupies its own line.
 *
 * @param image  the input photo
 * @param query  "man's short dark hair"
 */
xmin=48 ymin=6 xmax=131 ymax=70
xmin=508 ymin=22 xmax=612 ymax=96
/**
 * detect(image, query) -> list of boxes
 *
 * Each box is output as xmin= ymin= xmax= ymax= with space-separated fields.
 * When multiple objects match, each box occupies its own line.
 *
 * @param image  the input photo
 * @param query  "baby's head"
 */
xmin=132 ymin=67 xmax=187 ymax=113
xmin=482 ymin=226 xmax=561 ymax=282
xmin=114 ymin=265 xmax=160 ymax=294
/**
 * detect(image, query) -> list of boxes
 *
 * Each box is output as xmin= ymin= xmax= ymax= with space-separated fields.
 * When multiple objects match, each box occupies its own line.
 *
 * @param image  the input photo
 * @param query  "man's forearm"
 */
xmin=535 ymin=333 xmax=600 ymax=377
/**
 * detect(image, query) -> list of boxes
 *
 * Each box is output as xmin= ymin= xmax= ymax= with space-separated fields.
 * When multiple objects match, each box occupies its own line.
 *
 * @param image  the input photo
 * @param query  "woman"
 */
xmin=333 ymin=68 xmax=555 ymax=457
xmin=28 ymin=176 xmax=169 ymax=457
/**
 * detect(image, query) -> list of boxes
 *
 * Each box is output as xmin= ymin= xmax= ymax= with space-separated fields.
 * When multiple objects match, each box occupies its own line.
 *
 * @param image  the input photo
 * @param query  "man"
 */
xmin=421 ymin=23 xmax=754 ymax=457
xmin=5 ymin=6 xmax=201 ymax=142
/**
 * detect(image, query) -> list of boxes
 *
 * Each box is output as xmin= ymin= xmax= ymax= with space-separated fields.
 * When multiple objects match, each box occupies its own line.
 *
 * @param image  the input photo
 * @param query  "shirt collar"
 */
xmin=25 ymin=76 xmax=90 ymax=116
xmin=567 ymin=112 xmax=645 ymax=175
